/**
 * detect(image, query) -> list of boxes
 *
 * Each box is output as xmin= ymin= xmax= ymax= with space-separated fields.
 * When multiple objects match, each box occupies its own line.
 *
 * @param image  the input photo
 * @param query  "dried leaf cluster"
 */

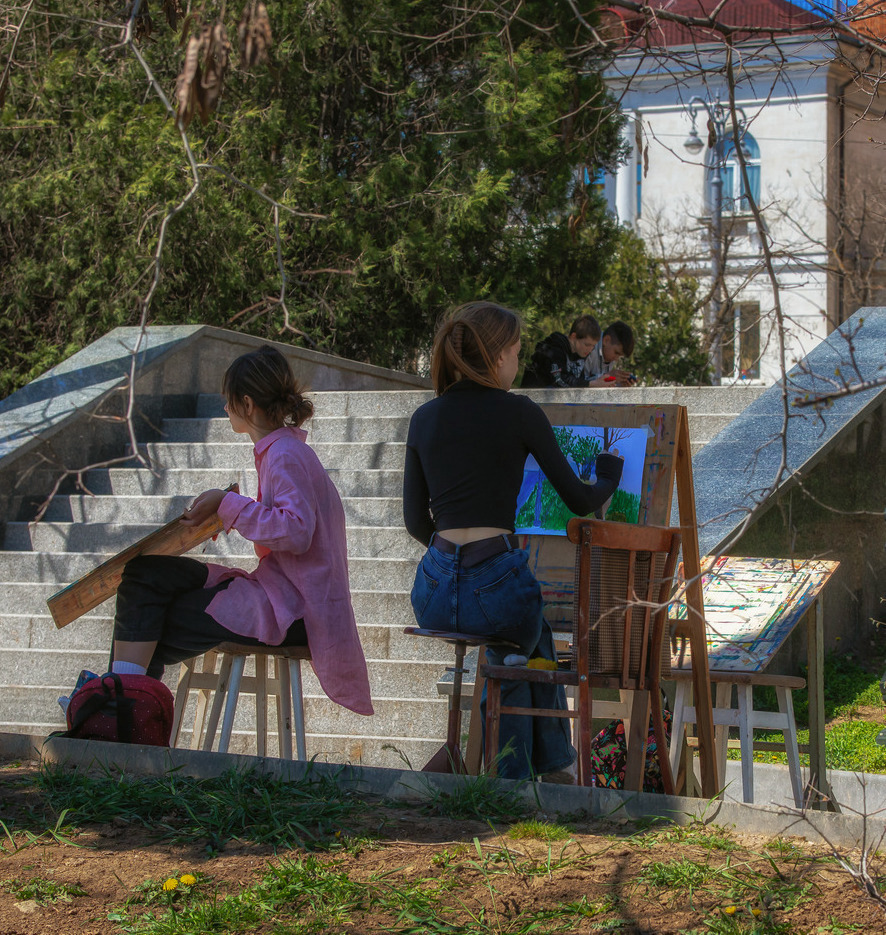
xmin=239 ymin=1 xmax=273 ymax=68
xmin=171 ymin=3 xmax=273 ymax=129
xmin=175 ymin=20 xmax=231 ymax=129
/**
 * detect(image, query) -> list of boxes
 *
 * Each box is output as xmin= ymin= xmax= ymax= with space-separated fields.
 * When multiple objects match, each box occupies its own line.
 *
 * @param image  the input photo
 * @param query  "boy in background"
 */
xmin=583 ymin=320 xmax=636 ymax=387
xmin=521 ymin=314 xmax=601 ymax=388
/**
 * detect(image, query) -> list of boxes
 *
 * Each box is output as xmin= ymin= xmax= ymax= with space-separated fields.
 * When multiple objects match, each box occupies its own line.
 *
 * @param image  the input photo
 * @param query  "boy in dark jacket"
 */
xmin=521 ymin=315 xmax=601 ymax=388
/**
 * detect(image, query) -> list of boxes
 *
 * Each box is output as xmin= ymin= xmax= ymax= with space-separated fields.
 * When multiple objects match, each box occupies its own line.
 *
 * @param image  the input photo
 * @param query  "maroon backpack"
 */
xmin=63 ymin=673 xmax=174 ymax=746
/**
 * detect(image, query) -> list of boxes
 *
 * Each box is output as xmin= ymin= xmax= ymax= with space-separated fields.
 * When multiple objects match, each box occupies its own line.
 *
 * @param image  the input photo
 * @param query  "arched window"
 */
xmin=708 ymin=130 xmax=760 ymax=213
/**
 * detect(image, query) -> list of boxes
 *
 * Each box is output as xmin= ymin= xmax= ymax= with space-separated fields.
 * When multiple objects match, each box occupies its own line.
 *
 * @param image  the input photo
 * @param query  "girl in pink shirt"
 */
xmin=110 ymin=345 xmax=373 ymax=718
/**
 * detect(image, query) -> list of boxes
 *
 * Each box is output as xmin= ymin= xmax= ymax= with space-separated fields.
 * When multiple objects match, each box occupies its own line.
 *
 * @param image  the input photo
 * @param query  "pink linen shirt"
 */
xmin=202 ymin=425 xmax=373 ymax=717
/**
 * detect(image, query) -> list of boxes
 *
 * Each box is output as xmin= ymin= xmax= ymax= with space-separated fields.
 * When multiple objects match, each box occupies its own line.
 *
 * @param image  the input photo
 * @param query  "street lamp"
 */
xmin=683 ymin=96 xmax=747 ymax=385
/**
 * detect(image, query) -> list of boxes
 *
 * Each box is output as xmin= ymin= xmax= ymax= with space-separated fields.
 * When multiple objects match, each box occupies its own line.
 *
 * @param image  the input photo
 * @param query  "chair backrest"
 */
xmin=566 ymin=519 xmax=681 ymax=691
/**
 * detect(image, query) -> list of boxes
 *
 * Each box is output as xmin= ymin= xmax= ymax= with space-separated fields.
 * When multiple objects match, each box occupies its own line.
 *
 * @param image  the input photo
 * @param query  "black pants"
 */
xmin=113 ymin=554 xmax=307 ymax=679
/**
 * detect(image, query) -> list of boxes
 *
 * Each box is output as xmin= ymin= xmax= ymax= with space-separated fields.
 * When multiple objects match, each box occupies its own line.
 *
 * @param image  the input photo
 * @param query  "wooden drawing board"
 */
xmin=47 ymin=484 xmax=238 ymax=629
xmin=520 ymin=402 xmax=717 ymax=797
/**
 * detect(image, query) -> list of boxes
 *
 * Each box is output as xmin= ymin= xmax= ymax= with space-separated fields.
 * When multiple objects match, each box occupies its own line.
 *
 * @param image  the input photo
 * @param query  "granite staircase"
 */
xmin=1 ymin=385 xmax=765 ymax=768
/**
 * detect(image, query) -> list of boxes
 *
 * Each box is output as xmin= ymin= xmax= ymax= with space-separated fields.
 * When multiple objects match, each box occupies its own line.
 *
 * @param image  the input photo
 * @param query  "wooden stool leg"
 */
xmin=289 ymin=658 xmax=307 ymax=760
xmin=670 ymin=679 xmax=690 ymax=780
xmin=171 ymin=659 xmax=195 ymax=748
xmin=190 ymin=651 xmax=218 ymax=750
xmin=776 ymin=686 xmax=804 ymax=808
xmin=217 ymin=654 xmax=247 ymax=754
xmin=255 ymin=655 xmax=268 ymax=758
xmin=202 ymin=653 xmax=234 ymax=752
xmin=736 ymin=683 xmax=754 ymax=803
xmin=276 ymin=657 xmax=293 ymax=760
xmin=484 ymin=675 xmax=501 ymax=776
xmin=714 ymin=682 xmax=732 ymax=794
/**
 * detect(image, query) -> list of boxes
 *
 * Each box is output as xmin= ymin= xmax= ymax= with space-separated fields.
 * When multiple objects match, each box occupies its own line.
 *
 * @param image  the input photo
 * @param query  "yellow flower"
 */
xmin=162 ymin=878 xmax=179 ymax=892
xmin=751 ymin=908 xmax=762 ymax=917
xmin=179 ymin=874 xmax=197 ymax=886
xmin=723 ymin=906 xmax=737 ymax=915
xmin=526 ymin=657 xmax=558 ymax=671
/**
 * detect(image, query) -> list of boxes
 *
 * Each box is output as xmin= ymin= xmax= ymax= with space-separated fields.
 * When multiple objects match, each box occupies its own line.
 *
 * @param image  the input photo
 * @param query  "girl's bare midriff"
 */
xmin=436 ymin=527 xmax=511 ymax=545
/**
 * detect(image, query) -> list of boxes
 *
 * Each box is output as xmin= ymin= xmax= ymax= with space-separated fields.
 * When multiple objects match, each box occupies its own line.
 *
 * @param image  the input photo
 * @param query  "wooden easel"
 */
xmin=465 ymin=403 xmax=718 ymax=798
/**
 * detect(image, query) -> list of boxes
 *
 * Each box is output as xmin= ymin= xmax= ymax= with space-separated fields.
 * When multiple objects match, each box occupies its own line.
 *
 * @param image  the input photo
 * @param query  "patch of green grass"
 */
xmin=639 ymin=857 xmax=723 ymax=890
xmin=0 ymin=809 xmax=81 ymax=853
xmin=754 ymin=652 xmax=884 ymax=729
xmin=1 ymin=876 xmax=87 ymax=904
xmin=742 ymin=721 xmax=886 ymax=773
xmin=37 ymin=763 xmax=365 ymax=852
xmin=417 ymin=769 xmax=526 ymax=822
xmin=629 ymin=821 xmax=738 ymax=853
xmin=507 ymin=818 xmax=572 ymax=841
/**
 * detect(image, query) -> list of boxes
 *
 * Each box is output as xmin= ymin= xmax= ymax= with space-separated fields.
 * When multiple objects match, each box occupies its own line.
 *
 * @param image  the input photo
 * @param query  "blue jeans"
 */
xmin=411 ymin=538 xmax=575 ymax=780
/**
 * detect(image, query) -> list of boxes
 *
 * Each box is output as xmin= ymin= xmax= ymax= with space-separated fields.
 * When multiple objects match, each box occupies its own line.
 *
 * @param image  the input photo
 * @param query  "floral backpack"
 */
xmin=587 ymin=703 xmax=672 ymax=793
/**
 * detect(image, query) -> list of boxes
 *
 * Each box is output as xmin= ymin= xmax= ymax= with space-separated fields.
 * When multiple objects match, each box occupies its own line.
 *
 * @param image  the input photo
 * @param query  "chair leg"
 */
xmin=576 ymin=679 xmax=593 ymax=786
xmin=736 ymin=683 xmax=754 ymax=804
xmin=624 ymin=690 xmax=650 ymax=792
xmin=776 ymin=686 xmax=804 ymax=808
xmin=202 ymin=653 xmax=234 ymax=752
xmin=276 ymin=658 xmax=293 ymax=760
xmin=217 ymin=654 xmax=247 ymax=755
xmin=254 ymin=655 xmax=268 ymax=758
xmin=289 ymin=658 xmax=307 ymax=760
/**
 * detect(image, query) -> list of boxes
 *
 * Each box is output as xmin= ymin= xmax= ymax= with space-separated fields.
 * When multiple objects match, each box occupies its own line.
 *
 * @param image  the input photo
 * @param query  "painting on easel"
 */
xmin=515 ymin=423 xmax=649 ymax=534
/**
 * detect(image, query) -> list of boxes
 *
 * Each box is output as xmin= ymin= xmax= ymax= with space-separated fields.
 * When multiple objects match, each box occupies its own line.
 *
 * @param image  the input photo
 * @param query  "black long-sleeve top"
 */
xmin=403 ymin=380 xmax=624 ymax=546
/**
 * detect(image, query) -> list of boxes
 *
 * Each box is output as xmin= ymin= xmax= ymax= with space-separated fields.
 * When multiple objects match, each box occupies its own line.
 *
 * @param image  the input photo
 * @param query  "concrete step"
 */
xmin=4 ymin=522 xmax=421 ymax=561
xmin=0 ymin=647 xmax=448 ymax=703
xmin=0 ymin=611 xmax=450 ymax=663
xmin=2 ymin=581 xmax=415 ymax=624
xmin=40 ymin=494 xmax=403 ymax=527
xmin=0 ymin=552 xmax=417 ymax=590
xmin=81 ymin=467 xmax=402 ymax=498
xmin=162 ymin=416 xmax=412 ymax=444
xmin=0 ymin=684 xmax=451 ymax=772
xmin=198 ymin=386 xmax=765 ymax=421
xmin=139 ymin=441 xmax=405 ymax=471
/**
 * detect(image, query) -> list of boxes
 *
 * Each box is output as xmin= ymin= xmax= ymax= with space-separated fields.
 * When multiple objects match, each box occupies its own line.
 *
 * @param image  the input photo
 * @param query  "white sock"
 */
xmin=111 ymin=661 xmax=147 ymax=676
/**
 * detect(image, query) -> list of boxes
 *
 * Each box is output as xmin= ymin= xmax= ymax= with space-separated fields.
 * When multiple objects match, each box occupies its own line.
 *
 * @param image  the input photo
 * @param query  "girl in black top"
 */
xmin=404 ymin=302 xmax=624 ymax=781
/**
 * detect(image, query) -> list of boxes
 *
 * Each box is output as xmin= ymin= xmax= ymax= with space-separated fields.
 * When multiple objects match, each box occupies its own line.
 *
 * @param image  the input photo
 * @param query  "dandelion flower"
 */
xmin=179 ymin=874 xmax=197 ymax=886
xmin=526 ymin=657 xmax=558 ymax=671
xmin=751 ymin=908 xmax=762 ymax=917
xmin=163 ymin=878 xmax=179 ymax=892
xmin=723 ymin=906 xmax=737 ymax=915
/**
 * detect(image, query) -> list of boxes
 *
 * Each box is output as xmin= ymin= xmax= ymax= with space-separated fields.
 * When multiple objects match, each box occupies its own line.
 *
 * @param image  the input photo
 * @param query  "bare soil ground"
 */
xmin=1 ymin=761 xmax=885 ymax=935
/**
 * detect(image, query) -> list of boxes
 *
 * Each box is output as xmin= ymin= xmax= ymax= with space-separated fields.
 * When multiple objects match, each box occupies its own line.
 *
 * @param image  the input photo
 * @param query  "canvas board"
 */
xmin=670 ymin=556 xmax=840 ymax=672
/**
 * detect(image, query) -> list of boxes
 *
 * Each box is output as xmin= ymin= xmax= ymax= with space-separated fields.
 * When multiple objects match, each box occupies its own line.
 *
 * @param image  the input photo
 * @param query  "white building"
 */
xmin=600 ymin=0 xmax=886 ymax=385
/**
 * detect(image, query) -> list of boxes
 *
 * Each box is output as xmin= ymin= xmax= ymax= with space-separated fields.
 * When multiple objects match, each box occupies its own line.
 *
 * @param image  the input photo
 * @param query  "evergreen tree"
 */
xmin=0 ymin=1 xmax=626 ymax=395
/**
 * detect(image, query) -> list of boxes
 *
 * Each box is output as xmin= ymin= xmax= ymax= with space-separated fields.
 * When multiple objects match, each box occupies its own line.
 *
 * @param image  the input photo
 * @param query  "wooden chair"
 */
xmin=171 ymin=642 xmax=312 ymax=759
xmin=403 ymin=628 xmax=520 ymax=774
xmin=483 ymin=519 xmax=681 ymax=792
xmin=669 ymin=667 xmax=806 ymax=806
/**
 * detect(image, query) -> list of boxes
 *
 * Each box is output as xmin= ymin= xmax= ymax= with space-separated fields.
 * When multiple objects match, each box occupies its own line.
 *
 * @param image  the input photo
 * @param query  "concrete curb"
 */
xmin=0 ymin=733 xmax=870 ymax=850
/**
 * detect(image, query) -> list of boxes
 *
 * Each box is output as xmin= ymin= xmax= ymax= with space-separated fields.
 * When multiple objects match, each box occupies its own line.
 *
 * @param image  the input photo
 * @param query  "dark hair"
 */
xmin=604 ymin=320 xmax=635 ymax=357
xmin=222 ymin=345 xmax=313 ymax=427
xmin=569 ymin=314 xmax=601 ymax=342
xmin=430 ymin=301 xmax=522 ymax=395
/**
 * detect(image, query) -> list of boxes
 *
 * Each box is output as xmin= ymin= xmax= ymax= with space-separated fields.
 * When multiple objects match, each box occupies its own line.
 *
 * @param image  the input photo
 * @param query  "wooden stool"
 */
xmin=171 ymin=642 xmax=312 ymax=759
xmin=404 ymin=628 xmax=519 ymax=774
xmin=669 ymin=668 xmax=806 ymax=807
